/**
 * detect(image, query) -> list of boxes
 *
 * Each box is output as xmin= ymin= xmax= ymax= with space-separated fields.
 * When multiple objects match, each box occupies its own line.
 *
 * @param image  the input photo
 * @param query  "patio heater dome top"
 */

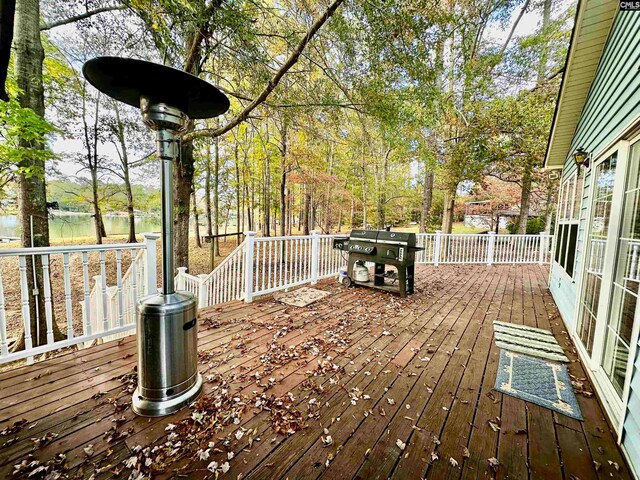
xmin=82 ymin=56 xmax=230 ymax=119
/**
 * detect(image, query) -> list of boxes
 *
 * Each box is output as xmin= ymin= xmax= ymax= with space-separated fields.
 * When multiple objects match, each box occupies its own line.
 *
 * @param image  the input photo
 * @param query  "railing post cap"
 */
xmin=435 ymin=230 xmax=441 ymax=234
xmin=488 ymin=231 xmax=496 ymax=235
xmin=177 ymin=266 xmax=188 ymax=273
xmin=143 ymin=232 xmax=160 ymax=240
xmin=311 ymin=230 xmax=319 ymax=235
xmin=245 ymin=231 xmax=256 ymax=237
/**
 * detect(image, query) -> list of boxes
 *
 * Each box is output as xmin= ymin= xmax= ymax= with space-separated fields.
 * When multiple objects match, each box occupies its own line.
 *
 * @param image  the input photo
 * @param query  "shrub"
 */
xmin=506 ymin=217 xmax=546 ymax=234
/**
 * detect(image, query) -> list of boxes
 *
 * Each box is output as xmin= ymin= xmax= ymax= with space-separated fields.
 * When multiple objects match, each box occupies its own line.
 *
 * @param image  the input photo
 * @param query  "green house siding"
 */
xmin=549 ymin=10 xmax=640 ymax=475
xmin=569 ymin=11 xmax=640 ymax=158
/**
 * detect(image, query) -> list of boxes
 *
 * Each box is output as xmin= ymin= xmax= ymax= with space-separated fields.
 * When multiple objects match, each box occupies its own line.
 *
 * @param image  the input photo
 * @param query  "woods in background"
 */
xmin=1 ymin=0 xmax=572 ymax=274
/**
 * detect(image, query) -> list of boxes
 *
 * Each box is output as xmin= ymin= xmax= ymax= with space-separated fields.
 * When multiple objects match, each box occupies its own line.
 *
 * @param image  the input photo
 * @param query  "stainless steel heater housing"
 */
xmin=132 ymin=101 xmax=201 ymax=416
xmin=82 ymin=57 xmax=229 ymax=417
xmin=133 ymin=292 xmax=201 ymax=416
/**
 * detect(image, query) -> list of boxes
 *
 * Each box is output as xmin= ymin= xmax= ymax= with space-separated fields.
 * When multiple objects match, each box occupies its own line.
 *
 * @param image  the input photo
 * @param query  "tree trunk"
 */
xmin=113 ymin=101 xmax=136 ymax=243
xmin=263 ymin=139 xmax=270 ymax=237
xmin=420 ymin=170 xmax=434 ymax=233
xmin=234 ymin=140 xmax=241 ymax=238
xmin=13 ymin=0 xmax=63 ymax=347
xmin=173 ymin=29 xmax=202 ymax=271
xmin=360 ymin=157 xmax=367 ymax=228
xmin=517 ymin=162 xmax=533 ymax=234
xmin=192 ymin=190 xmax=201 ymax=248
xmin=350 ymin=199 xmax=355 ymax=228
xmin=213 ymin=136 xmax=220 ymax=255
xmin=375 ymin=149 xmax=389 ymax=229
xmin=279 ymin=121 xmax=287 ymax=237
xmin=175 ymin=141 xmax=194 ymax=270
xmin=303 ymin=187 xmax=311 ymax=235
xmin=441 ymin=187 xmax=456 ymax=234
xmin=90 ymin=168 xmax=104 ymax=244
xmin=537 ymin=0 xmax=552 ymax=83
xmin=205 ymin=143 xmax=213 ymax=238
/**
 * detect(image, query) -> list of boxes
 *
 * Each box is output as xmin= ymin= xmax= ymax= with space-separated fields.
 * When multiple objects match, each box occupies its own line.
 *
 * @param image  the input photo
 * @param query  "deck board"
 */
xmin=0 ymin=265 xmax=632 ymax=480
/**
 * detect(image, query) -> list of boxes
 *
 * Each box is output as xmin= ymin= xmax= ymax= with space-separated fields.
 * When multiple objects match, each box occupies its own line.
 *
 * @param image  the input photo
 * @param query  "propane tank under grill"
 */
xmin=82 ymin=57 xmax=229 ymax=416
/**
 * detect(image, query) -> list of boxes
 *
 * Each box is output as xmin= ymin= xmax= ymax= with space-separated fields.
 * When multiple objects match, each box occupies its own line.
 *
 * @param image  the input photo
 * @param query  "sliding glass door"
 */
xmin=601 ymin=142 xmax=640 ymax=396
xmin=577 ymin=153 xmax=617 ymax=354
xmin=575 ymin=140 xmax=640 ymax=421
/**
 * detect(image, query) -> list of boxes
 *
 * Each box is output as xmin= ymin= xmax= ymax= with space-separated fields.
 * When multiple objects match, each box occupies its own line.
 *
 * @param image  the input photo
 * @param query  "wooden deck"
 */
xmin=0 ymin=265 xmax=631 ymax=480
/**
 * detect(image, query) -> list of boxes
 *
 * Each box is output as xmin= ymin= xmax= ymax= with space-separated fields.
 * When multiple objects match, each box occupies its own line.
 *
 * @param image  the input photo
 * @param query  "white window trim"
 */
xmin=571 ymin=140 xmax=631 ymax=431
xmin=551 ymin=170 xmax=582 ymax=281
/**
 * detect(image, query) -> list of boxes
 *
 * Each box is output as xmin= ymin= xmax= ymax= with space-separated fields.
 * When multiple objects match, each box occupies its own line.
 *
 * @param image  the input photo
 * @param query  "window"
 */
xmin=577 ymin=152 xmax=616 ymax=355
xmin=554 ymin=171 xmax=583 ymax=278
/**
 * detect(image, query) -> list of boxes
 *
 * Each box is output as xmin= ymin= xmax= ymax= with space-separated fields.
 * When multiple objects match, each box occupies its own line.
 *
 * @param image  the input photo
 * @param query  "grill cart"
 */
xmin=333 ymin=229 xmax=423 ymax=297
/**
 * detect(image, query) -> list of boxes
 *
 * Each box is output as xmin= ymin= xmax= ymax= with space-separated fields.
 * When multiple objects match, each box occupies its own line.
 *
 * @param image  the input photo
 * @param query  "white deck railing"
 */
xmin=417 ymin=231 xmax=552 ymax=265
xmin=0 ymin=230 xmax=551 ymax=364
xmin=0 ymin=233 xmax=158 ymax=364
xmin=174 ymin=231 xmax=552 ymax=310
xmin=174 ymin=232 xmax=345 ymax=308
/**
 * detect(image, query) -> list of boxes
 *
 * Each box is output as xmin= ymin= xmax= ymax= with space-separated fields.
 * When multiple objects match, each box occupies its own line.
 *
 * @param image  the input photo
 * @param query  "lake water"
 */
xmin=0 ymin=214 xmax=163 ymax=241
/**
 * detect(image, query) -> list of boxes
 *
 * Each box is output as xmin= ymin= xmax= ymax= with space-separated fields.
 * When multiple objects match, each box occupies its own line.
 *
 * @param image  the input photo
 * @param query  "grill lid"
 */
xmin=377 ymin=231 xmax=416 ymax=246
xmin=349 ymin=229 xmax=378 ymax=242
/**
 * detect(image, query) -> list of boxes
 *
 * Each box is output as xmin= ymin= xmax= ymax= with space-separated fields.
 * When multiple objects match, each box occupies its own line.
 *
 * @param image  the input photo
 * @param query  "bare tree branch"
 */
xmin=40 ymin=6 xmax=125 ymax=31
xmin=184 ymin=0 xmax=345 ymax=141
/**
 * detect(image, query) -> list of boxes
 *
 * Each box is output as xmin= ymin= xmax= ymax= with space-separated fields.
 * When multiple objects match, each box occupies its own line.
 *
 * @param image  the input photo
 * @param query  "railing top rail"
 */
xmin=417 ymin=232 xmax=551 ymax=237
xmin=254 ymin=235 xmax=313 ymax=242
xmin=200 ymin=240 xmax=246 ymax=282
xmin=0 ymin=242 xmax=146 ymax=257
xmin=177 ymin=270 xmax=200 ymax=282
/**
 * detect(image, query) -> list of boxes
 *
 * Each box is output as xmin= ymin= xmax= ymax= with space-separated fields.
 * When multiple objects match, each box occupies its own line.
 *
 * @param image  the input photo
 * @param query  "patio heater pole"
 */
xmin=82 ymin=57 xmax=229 ymax=416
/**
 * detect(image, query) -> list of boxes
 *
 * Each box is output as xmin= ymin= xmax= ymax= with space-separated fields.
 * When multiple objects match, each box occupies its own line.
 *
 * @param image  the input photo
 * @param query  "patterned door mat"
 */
xmin=493 ymin=321 xmax=569 ymax=362
xmin=273 ymin=287 xmax=331 ymax=307
xmin=495 ymin=349 xmax=583 ymax=420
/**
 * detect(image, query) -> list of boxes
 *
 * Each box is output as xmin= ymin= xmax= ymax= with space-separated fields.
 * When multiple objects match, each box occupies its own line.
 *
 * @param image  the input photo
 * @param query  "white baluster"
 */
xmin=41 ymin=254 xmax=54 ymax=344
xmin=268 ymin=240 xmax=273 ymax=290
xmin=82 ymin=251 xmax=91 ymax=336
xmin=99 ymin=251 xmax=108 ymax=332
xmin=0 ymin=263 xmax=8 ymax=356
xmin=243 ymin=232 xmax=256 ymax=303
xmin=116 ymin=250 xmax=124 ymax=327
xmin=130 ymin=249 xmax=138 ymax=305
xmin=63 ymin=253 xmax=73 ymax=339
xmin=279 ymin=240 xmax=284 ymax=287
xmin=18 ymin=256 xmax=33 ymax=356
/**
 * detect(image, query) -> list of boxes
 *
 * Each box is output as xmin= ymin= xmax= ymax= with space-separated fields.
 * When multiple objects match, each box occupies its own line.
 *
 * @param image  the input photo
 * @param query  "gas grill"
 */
xmin=333 ymin=229 xmax=423 ymax=297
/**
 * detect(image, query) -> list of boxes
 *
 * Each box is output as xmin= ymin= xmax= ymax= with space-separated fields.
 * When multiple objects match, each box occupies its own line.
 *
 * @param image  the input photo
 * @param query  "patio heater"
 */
xmin=82 ymin=57 xmax=229 ymax=416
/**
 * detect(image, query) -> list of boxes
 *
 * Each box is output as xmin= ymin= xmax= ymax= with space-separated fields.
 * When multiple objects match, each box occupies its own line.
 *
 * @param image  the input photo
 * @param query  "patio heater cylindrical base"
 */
xmin=131 ymin=292 xmax=202 ymax=417
xmin=132 ymin=373 xmax=203 ymax=417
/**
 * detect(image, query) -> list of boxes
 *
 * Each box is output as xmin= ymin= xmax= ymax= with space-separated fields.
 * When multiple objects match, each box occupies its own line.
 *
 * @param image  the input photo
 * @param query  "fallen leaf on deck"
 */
xmin=83 ymin=444 xmax=94 ymax=457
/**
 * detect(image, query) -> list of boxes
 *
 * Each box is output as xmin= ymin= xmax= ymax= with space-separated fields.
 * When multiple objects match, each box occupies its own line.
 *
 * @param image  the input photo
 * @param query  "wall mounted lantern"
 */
xmin=573 ymin=147 xmax=591 ymax=169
